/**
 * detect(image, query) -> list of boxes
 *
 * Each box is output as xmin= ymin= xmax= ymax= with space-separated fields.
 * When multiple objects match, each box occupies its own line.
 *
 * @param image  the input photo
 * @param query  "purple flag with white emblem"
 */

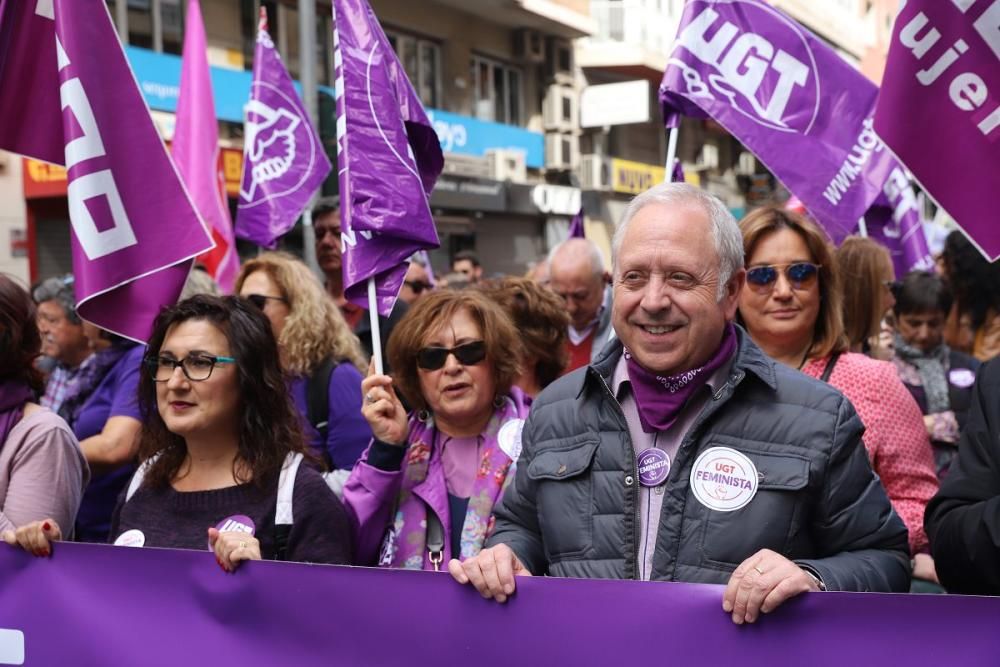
xmin=331 ymin=0 xmax=443 ymax=316
xmin=659 ymin=0 xmax=896 ymax=243
xmin=236 ymin=8 xmax=332 ymax=249
xmin=864 ymin=166 xmax=934 ymax=278
xmin=874 ymin=0 xmax=1000 ymax=261
xmin=0 ymin=0 xmax=214 ymax=342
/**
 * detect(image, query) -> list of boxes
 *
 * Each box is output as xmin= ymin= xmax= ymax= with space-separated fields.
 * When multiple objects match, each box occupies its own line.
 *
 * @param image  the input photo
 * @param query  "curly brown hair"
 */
xmin=479 ymin=277 xmax=568 ymax=390
xmin=137 ymin=295 xmax=312 ymax=490
xmin=386 ymin=290 xmax=522 ymax=411
xmin=0 ymin=275 xmax=43 ymax=393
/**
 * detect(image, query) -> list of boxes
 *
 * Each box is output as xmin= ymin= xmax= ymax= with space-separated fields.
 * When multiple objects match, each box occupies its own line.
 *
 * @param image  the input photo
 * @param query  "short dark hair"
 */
xmin=138 ymin=295 xmax=311 ymax=490
xmin=311 ymin=195 xmax=340 ymax=221
xmin=452 ymin=250 xmax=481 ymax=268
xmin=0 ymin=275 xmax=43 ymax=392
xmin=894 ymin=270 xmax=952 ymax=317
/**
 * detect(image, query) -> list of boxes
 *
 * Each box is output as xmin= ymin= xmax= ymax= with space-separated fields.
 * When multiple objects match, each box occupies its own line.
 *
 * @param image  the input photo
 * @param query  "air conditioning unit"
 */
xmin=698 ymin=143 xmax=720 ymax=170
xmin=543 ymin=84 xmax=576 ymax=133
xmin=736 ymin=151 xmax=756 ymax=175
xmin=486 ymin=149 xmax=527 ymax=182
xmin=545 ymin=132 xmax=579 ymax=171
xmin=545 ymin=37 xmax=574 ymax=84
xmin=513 ymin=29 xmax=545 ymax=63
xmin=579 ymin=154 xmax=611 ymax=191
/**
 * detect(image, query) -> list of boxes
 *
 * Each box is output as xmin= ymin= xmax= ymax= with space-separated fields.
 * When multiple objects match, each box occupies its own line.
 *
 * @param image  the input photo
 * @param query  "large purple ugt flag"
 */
xmin=874 ymin=0 xmax=1000 ymax=262
xmin=236 ymin=8 xmax=331 ymax=249
xmin=0 ymin=0 xmax=214 ymax=342
xmin=659 ymin=0 xmax=897 ymax=242
xmin=332 ymin=0 xmax=444 ymax=316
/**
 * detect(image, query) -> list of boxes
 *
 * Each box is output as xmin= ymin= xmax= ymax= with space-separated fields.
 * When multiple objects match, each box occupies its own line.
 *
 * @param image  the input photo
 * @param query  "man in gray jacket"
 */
xmin=450 ymin=183 xmax=910 ymax=623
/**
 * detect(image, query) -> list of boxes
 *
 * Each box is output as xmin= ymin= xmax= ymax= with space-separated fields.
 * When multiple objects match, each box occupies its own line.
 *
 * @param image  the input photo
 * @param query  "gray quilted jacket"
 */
xmin=487 ymin=328 xmax=911 ymax=592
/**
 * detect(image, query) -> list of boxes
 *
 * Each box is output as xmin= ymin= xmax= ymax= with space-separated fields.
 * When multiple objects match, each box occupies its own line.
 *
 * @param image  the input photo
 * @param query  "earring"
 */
xmin=417 ymin=409 xmax=431 ymax=423
xmin=493 ymin=395 xmax=505 ymax=409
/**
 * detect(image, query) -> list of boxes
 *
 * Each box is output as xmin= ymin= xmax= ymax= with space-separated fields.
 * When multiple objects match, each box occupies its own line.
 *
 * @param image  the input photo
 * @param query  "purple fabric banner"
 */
xmin=864 ymin=166 xmax=935 ymax=278
xmin=0 ymin=1 xmax=214 ymax=342
xmin=2 ymin=543 xmax=1000 ymax=666
xmin=659 ymin=0 xmax=896 ymax=242
xmin=874 ymin=0 xmax=1000 ymax=261
xmin=236 ymin=9 xmax=331 ymax=250
xmin=671 ymin=157 xmax=686 ymax=183
xmin=568 ymin=208 xmax=585 ymax=238
xmin=331 ymin=0 xmax=443 ymax=316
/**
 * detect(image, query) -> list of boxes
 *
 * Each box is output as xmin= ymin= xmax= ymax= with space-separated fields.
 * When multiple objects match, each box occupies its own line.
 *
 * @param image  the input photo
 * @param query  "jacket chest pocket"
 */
xmin=527 ymin=438 xmax=599 ymax=561
xmin=696 ymin=450 xmax=810 ymax=567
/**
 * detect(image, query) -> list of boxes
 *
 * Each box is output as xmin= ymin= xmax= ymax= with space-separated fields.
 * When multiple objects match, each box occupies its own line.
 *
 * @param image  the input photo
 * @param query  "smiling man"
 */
xmin=450 ymin=183 xmax=910 ymax=622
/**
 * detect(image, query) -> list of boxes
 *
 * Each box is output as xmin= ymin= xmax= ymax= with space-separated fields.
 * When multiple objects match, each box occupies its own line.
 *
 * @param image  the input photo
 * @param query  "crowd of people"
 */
xmin=3 ymin=183 xmax=1000 ymax=620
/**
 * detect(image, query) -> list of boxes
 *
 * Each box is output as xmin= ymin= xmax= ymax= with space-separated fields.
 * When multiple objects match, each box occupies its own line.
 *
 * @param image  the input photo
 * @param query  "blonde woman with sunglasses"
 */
xmin=737 ymin=206 xmax=940 ymax=588
xmin=342 ymin=290 xmax=529 ymax=571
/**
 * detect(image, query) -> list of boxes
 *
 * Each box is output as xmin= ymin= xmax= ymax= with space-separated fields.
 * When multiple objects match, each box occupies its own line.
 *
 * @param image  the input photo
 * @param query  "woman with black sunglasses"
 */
xmin=736 ymin=206 xmax=940 ymax=589
xmin=341 ymin=290 xmax=529 ymax=570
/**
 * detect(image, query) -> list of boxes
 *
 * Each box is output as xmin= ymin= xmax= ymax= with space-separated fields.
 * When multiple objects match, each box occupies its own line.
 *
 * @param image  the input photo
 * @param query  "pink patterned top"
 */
xmin=802 ymin=353 xmax=939 ymax=554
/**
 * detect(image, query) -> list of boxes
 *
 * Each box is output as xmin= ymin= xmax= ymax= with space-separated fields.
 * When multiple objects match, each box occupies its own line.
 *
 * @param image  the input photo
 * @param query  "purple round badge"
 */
xmin=637 ymin=448 xmax=671 ymax=487
xmin=208 ymin=515 xmax=256 ymax=551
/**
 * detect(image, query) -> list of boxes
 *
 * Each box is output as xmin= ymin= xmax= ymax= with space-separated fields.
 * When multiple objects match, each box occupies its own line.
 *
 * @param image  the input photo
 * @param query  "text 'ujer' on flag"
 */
xmin=331 ymin=0 xmax=443 ymax=317
xmin=0 ymin=0 xmax=214 ymax=342
xmin=236 ymin=8 xmax=332 ymax=250
xmin=658 ymin=0 xmax=898 ymax=243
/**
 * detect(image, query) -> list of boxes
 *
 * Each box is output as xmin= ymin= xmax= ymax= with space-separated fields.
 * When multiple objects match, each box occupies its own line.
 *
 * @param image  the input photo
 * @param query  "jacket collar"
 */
xmin=577 ymin=323 xmax=777 ymax=399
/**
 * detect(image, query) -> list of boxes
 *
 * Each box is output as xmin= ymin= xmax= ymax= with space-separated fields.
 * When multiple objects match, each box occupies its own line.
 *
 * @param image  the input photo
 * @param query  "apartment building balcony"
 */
xmin=432 ymin=0 xmax=596 ymax=38
xmin=577 ymin=0 xmax=683 ymax=81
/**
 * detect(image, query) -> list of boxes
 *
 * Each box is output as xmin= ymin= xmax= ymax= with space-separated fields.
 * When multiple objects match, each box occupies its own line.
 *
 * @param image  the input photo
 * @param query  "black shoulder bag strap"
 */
xmin=819 ymin=353 xmax=841 ymax=384
xmin=305 ymin=356 xmax=337 ymax=462
xmin=426 ymin=511 xmax=445 ymax=572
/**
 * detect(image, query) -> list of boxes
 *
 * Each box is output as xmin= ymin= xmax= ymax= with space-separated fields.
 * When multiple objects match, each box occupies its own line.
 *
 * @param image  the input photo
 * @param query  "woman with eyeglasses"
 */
xmin=342 ymin=290 xmax=528 ymax=570
xmin=4 ymin=296 xmax=352 ymax=570
xmin=737 ymin=207 xmax=940 ymax=586
xmin=235 ymin=253 xmax=371 ymax=490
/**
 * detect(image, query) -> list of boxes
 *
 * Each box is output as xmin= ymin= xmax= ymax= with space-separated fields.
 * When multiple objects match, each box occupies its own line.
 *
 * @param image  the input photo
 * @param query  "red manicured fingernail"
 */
xmin=42 ymin=522 xmax=51 ymax=532
xmin=41 ymin=549 xmax=50 ymax=557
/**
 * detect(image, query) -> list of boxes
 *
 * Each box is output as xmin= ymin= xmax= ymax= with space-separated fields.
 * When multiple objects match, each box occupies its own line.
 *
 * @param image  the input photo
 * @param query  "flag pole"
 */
xmin=368 ymin=277 xmax=384 ymax=375
xmin=664 ymin=126 xmax=679 ymax=182
xmin=298 ymin=0 xmax=322 ymax=279
xmin=857 ymin=216 xmax=869 ymax=238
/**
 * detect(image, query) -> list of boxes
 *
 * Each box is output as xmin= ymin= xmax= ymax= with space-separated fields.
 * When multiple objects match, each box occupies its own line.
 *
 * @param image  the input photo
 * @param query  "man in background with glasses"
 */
xmin=33 ymin=275 xmax=94 ymax=414
xmin=451 ymin=182 xmax=910 ymax=623
xmin=547 ymin=237 xmax=614 ymax=374
xmin=399 ymin=254 xmax=434 ymax=306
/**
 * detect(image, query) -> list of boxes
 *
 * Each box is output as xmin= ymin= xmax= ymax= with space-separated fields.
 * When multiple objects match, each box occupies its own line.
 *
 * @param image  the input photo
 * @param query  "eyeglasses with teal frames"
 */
xmin=145 ymin=354 xmax=236 ymax=382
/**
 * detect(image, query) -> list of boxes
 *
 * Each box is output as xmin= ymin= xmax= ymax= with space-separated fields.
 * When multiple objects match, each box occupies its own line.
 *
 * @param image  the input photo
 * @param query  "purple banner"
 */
xmin=1 ymin=543 xmax=1000 ymax=665
xmin=568 ymin=208 xmax=585 ymax=238
xmin=0 ymin=1 xmax=214 ymax=342
xmin=236 ymin=9 xmax=331 ymax=250
xmin=864 ymin=166 xmax=935 ymax=278
xmin=874 ymin=0 xmax=1000 ymax=261
xmin=332 ymin=0 xmax=443 ymax=316
xmin=660 ymin=0 xmax=896 ymax=242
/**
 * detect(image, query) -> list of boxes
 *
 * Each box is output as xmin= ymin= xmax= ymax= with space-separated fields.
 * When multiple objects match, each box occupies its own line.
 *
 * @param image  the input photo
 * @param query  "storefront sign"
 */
xmin=430 ymin=176 xmax=507 ymax=212
xmin=581 ymin=80 xmax=651 ymax=128
xmin=427 ymin=109 xmax=544 ymax=169
xmin=612 ymin=158 xmax=666 ymax=195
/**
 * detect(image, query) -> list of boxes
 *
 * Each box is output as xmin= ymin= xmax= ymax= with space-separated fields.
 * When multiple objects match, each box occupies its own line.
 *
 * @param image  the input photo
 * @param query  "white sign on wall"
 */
xmin=580 ymin=80 xmax=651 ymax=128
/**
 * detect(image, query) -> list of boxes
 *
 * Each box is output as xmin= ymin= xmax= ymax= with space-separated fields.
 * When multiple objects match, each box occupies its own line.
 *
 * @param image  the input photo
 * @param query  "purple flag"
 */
xmin=2 ymin=543 xmax=1000 ymax=665
xmin=874 ymin=0 xmax=1000 ymax=261
xmin=659 ymin=0 xmax=896 ymax=242
xmin=864 ymin=166 xmax=935 ymax=278
xmin=236 ymin=8 xmax=332 ymax=249
xmin=0 ymin=0 xmax=214 ymax=342
xmin=332 ymin=0 xmax=443 ymax=316
xmin=568 ymin=208 xmax=585 ymax=238
xmin=671 ymin=158 xmax=685 ymax=184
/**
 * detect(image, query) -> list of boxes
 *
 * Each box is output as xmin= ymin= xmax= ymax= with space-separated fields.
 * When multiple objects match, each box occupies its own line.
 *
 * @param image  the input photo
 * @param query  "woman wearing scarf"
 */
xmin=343 ymin=290 xmax=528 ymax=570
xmin=891 ymin=271 xmax=981 ymax=480
xmin=0 ymin=275 xmax=87 ymax=538
xmin=63 ymin=323 xmax=144 ymax=543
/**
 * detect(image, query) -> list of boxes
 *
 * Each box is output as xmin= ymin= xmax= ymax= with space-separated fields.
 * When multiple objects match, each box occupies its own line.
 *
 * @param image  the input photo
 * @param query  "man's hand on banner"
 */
xmin=208 ymin=527 xmax=262 ymax=573
xmin=1 ymin=519 xmax=62 ymax=557
xmin=448 ymin=543 xmax=533 ymax=603
xmin=723 ymin=548 xmax=822 ymax=625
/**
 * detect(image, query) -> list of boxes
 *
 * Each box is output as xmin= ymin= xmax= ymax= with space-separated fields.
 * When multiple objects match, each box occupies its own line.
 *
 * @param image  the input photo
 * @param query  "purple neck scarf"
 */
xmin=625 ymin=324 xmax=737 ymax=433
xmin=0 ymin=381 xmax=35 ymax=451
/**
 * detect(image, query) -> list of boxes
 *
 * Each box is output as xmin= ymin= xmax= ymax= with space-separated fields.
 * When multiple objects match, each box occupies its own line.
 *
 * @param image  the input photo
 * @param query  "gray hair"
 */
xmin=32 ymin=274 xmax=80 ymax=323
xmin=547 ymin=237 xmax=605 ymax=279
xmin=612 ymin=182 xmax=743 ymax=300
xmin=408 ymin=253 xmax=428 ymax=268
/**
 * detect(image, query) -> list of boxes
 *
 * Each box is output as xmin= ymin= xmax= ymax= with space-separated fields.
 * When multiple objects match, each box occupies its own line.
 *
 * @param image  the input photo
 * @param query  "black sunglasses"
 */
xmin=244 ymin=294 xmax=288 ymax=310
xmin=404 ymin=280 xmax=433 ymax=294
xmin=746 ymin=263 xmax=821 ymax=293
xmin=416 ymin=340 xmax=487 ymax=371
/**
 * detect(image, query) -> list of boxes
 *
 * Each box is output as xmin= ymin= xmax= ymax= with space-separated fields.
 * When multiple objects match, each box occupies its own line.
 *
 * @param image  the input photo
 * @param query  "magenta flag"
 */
xmin=332 ymin=0 xmax=443 ymax=316
xmin=173 ymin=0 xmax=238 ymax=291
xmin=659 ymin=0 xmax=896 ymax=243
xmin=671 ymin=158 xmax=685 ymax=184
xmin=874 ymin=0 xmax=1000 ymax=261
xmin=864 ymin=166 xmax=935 ymax=278
xmin=568 ymin=208 xmax=585 ymax=238
xmin=0 ymin=0 xmax=213 ymax=342
xmin=236 ymin=9 xmax=331 ymax=250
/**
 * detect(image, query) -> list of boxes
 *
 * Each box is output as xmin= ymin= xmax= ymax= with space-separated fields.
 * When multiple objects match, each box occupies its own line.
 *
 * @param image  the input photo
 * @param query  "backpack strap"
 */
xmin=124 ymin=454 xmax=161 ymax=502
xmin=305 ymin=357 xmax=337 ymax=458
xmin=272 ymin=452 xmax=303 ymax=562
